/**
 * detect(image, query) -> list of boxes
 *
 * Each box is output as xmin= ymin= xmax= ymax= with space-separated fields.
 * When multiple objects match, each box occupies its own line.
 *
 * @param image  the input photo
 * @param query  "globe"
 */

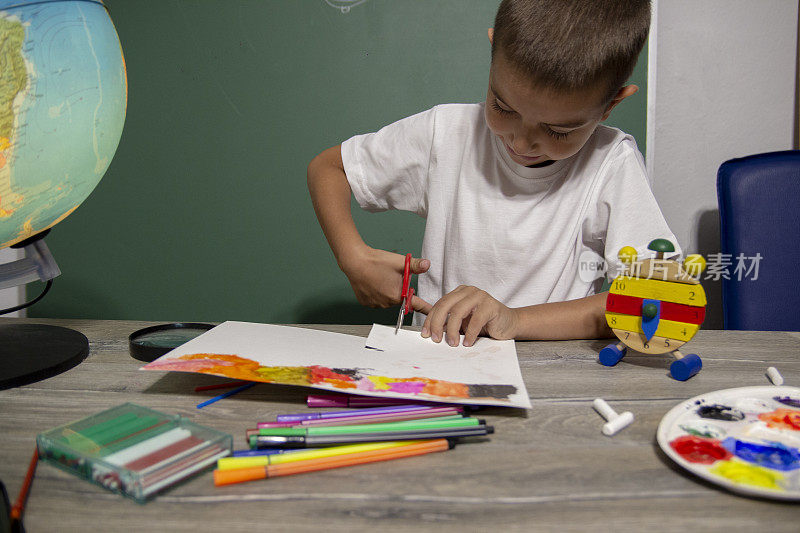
xmin=0 ymin=0 xmax=126 ymax=249
xmin=0 ymin=0 xmax=126 ymax=389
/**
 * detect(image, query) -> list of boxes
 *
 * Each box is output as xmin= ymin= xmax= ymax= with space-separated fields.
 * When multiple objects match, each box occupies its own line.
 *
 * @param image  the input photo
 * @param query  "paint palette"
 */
xmin=657 ymin=386 xmax=800 ymax=500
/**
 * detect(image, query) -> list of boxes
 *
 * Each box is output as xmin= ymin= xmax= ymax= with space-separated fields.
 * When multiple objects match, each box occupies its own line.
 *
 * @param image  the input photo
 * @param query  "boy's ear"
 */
xmin=601 ymin=85 xmax=639 ymax=121
xmin=488 ymin=28 xmax=494 ymax=44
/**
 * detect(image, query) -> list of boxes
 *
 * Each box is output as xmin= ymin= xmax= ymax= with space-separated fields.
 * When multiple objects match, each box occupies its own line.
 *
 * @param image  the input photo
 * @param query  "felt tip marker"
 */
xmin=256 ymin=417 xmax=483 ymax=437
xmin=214 ymin=439 xmax=453 ymax=486
xmin=218 ymin=440 xmax=428 ymax=471
xmin=250 ymin=425 xmax=494 ymax=449
xmin=307 ymin=394 xmax=446 ymax=408
xmin=232 ymin=448 xmax=288 ymax=457
xmin=299 ymin=408 xmax=463 ymax=427
xmin=246 ymin=415 xmax=471 ymax=439
xmin=276 ymin=404 xmax=461 ymax=423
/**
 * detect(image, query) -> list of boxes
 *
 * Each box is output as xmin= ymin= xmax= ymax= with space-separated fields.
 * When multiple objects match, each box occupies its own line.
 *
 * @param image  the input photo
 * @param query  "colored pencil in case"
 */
xmin=256 ymin=417 xmax=483 ymax=437
xmin=196 ymin=382 xmax=256 ymax=409
xmin=307 ymin=394 xmax=445 ymax=408
xmin=214 ymin=439 xmax=452 ymax=486
xmin=245 ymin=414 xmax=467 ymax=440
xmin=102 ymin=428 xmax=192 ymax=465
xmin=218 ymin=440 xmax=427 ymax=471
xmin=276 ymin=404 xmax=458 ymax=422
xmin=250 ymin=425 xmax=494 ymax=449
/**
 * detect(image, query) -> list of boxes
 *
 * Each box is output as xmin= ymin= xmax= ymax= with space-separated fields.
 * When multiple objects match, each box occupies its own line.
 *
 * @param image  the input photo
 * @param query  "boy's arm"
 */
xmin=417 ymin=287 xmax=612 ymax=346
xmin=513 ymin=292 xmax=612 ymax=339
xmin=307 ymin=145 xmax=429 ymax=308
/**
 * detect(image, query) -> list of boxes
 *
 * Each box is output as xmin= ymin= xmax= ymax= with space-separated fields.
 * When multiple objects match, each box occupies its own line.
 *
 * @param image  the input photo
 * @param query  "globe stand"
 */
xmin=0 ymin=231 xmax=89 ymax=390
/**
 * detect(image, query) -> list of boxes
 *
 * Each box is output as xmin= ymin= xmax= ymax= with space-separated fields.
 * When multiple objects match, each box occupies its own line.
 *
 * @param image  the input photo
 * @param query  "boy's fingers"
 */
xmin=411 ymin=257 xmax=430 ymax=274
xmin=411 ymin=295 xmax=432 ymax=315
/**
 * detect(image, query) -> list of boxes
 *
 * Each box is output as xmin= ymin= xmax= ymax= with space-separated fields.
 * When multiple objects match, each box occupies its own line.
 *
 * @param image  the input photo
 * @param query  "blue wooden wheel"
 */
xmin=670 ymin=354 xmax=702 ymax=381
xmin=599 ymin=344 xmax=626 ymax=366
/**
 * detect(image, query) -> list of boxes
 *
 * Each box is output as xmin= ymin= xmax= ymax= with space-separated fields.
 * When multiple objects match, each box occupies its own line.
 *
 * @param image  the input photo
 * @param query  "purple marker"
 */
xmin=300 ymin=407 xmax=463 ymax=427
xmin=275 ymin=404 xmax=454 ymax=423
xmin=307 ymin=394 xmax=444 ymax=408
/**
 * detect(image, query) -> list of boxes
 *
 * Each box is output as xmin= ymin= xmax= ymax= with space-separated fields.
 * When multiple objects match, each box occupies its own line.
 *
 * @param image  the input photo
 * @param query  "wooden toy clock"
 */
xmin=599 ymin=239 xmax=707 ymax=381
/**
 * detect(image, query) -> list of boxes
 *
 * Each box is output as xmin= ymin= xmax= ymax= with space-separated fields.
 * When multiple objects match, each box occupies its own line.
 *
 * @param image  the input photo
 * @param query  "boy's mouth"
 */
xmin=504 ymin=142 xmax=545 ymax=165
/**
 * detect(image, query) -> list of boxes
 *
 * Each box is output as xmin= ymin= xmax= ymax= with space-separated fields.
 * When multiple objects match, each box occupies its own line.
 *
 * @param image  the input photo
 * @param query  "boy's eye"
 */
xmin=546 ymin=127 xmax=570 ymax=140
xmin=491 ymin=99 xmax=515 ymax=116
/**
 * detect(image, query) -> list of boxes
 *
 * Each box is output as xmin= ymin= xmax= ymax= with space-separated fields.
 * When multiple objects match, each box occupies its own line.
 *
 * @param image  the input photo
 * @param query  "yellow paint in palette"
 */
xmin=710 ymin=461 xmax=785 ymax=490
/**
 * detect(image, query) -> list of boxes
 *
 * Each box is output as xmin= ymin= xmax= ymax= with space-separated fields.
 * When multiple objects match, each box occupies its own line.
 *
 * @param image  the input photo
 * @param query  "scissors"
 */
xmin=395 ymin=253 xmax=414 ymax=333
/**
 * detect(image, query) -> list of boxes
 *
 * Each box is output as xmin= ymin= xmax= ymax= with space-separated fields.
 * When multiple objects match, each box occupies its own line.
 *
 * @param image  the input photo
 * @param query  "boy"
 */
xmin=308 ymin=0 xmax=678 ymax=347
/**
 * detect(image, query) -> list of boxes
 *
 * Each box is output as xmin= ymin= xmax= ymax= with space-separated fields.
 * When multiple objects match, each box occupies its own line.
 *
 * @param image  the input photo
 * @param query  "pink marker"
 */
xmin=300 ymin=408 xmax=463 ymax=427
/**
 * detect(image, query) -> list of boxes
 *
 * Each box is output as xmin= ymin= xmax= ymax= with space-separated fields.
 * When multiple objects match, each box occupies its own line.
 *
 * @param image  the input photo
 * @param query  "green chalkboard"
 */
xmin=29 ymin=0 xmax=648 ymax=324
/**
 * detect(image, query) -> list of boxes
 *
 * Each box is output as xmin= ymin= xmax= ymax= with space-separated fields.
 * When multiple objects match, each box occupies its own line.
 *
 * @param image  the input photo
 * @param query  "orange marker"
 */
xmin=214 ymin=438 xmax=451 ymax=486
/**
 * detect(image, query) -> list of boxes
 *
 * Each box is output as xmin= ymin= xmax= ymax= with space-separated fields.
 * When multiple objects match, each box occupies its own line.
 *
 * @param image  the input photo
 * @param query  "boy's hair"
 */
xmin=492 ymin=0 xmax=651 ymax=104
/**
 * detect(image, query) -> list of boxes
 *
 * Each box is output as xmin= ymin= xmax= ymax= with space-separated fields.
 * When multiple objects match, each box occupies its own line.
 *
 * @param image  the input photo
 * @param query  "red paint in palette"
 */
xmin=759 ymin=408 xmax=800 ymax=431
xmin=669 ymin=435 xmax=732 ymax=464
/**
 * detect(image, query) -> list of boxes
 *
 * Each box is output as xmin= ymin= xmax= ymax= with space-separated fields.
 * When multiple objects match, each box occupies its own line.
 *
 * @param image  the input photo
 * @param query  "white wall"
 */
xmin=0 ymin=248 xmax=24 ymax=317
xmin=647 ymin=0 xmax=798 ymax=328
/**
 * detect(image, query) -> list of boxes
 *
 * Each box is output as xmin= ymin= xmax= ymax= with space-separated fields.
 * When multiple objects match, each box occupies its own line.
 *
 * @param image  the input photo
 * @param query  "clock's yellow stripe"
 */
xmin=605 ymin=312 xmax=700 ymax=342
xmin=608 ymin=276 xmax=707 ymax=306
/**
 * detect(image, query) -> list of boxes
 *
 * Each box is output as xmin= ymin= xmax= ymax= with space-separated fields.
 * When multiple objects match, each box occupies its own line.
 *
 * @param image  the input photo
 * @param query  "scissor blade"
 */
xmin=395 ymin=298 xmax=407 ymax=333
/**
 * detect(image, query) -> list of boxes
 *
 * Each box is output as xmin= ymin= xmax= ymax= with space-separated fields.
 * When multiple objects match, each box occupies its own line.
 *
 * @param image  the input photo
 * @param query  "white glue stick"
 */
xmin=766 ymin=366 xmax=784 ymax=386
xmin=593 ymin=398 xmax=634 ymax=436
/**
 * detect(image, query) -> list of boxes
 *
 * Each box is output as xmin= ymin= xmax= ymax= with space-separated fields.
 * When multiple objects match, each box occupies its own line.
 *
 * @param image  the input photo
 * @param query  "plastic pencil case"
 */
xmin=37 ymin=402 xmax=232 ymax=503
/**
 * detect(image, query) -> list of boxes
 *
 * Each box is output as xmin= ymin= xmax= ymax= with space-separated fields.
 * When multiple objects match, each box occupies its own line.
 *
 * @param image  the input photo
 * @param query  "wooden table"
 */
xmin=1 ymin=318 xmax=798 ymax=532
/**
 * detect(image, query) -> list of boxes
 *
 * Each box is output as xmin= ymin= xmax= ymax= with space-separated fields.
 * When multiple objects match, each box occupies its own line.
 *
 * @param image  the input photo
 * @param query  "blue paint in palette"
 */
xmin=721 ymin=437 xmax=800 ymax=471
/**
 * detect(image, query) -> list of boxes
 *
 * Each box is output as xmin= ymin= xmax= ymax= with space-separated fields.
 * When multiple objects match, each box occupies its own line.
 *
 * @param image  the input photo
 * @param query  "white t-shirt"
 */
xmin=341 ymin=103 xmax=679 ymax=324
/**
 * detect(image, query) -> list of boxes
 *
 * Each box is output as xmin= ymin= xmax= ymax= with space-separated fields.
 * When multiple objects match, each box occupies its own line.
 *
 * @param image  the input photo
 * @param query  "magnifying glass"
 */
xmin=128 ymin=322 xmax=215 ymax=362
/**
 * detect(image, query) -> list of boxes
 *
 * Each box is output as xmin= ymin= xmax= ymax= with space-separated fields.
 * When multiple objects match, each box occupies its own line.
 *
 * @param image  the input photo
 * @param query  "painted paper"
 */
xmin=141 ymin=322 xmax=531 ymax=409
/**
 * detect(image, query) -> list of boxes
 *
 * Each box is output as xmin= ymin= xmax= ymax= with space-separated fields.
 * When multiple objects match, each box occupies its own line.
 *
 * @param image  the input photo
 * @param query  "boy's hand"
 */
xmin=342 ymin=247 xmax=430 ymax=308
xmin=417 ymin=285 xmax=519 ymax=347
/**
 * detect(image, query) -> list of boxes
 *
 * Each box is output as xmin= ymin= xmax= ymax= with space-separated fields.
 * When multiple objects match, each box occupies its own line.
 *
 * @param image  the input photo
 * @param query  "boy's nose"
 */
xmin=511 ymin=134 xmax=538 ymax=156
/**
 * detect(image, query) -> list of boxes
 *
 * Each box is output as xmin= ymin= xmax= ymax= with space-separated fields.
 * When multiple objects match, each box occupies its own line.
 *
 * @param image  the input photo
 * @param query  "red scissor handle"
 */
xmin=401 ymin=253 xmax=413 ymax=315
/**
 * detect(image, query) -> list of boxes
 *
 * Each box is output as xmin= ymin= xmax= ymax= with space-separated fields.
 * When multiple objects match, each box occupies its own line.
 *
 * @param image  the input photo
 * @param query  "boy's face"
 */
xmin=484 ymin=50 xmax=623 ymax=167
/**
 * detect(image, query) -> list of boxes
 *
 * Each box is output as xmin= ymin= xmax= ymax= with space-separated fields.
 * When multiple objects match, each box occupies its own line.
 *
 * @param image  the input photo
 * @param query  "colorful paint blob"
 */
xmin=679 ymin=421 xmax=725 ymax=439
xmin=696 ymin=404 xmax=745 ymax=422
xmin=774 ymin=396 xmax=800 ymax=409
xmin=758 ymin=408 xmax=800 ymax=431
xmin=658 ymin=386 xmax=800 ymax=500
xmin=669 ymin=435 xmax=732 ymax=464
xmin=709 ymin=461 xmax=784 ymax=490
xmin=721 ymin=438 xmax=800 ymax=471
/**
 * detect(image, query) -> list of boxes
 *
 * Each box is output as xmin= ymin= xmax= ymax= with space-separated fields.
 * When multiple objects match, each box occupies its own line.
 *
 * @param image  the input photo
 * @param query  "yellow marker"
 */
xmin=217 ymin=440 xmax=423 ymax=470
xmin=605 ymin=312 xmax=700 ymax=342
xmin=609 ymin=276 xmax=707 ymax=306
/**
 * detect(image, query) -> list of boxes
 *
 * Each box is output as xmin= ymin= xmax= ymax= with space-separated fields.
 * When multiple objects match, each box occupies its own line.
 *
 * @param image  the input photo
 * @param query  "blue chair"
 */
xmin=717 ymin=150 xmax=800 ymax=331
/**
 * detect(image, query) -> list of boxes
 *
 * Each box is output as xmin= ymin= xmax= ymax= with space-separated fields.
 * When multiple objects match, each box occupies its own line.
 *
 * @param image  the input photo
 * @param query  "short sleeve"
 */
xmin=340 ymin=107 xmax=436 ymax=217
xmin=590 ymin=139 xmax=681 ymax=279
